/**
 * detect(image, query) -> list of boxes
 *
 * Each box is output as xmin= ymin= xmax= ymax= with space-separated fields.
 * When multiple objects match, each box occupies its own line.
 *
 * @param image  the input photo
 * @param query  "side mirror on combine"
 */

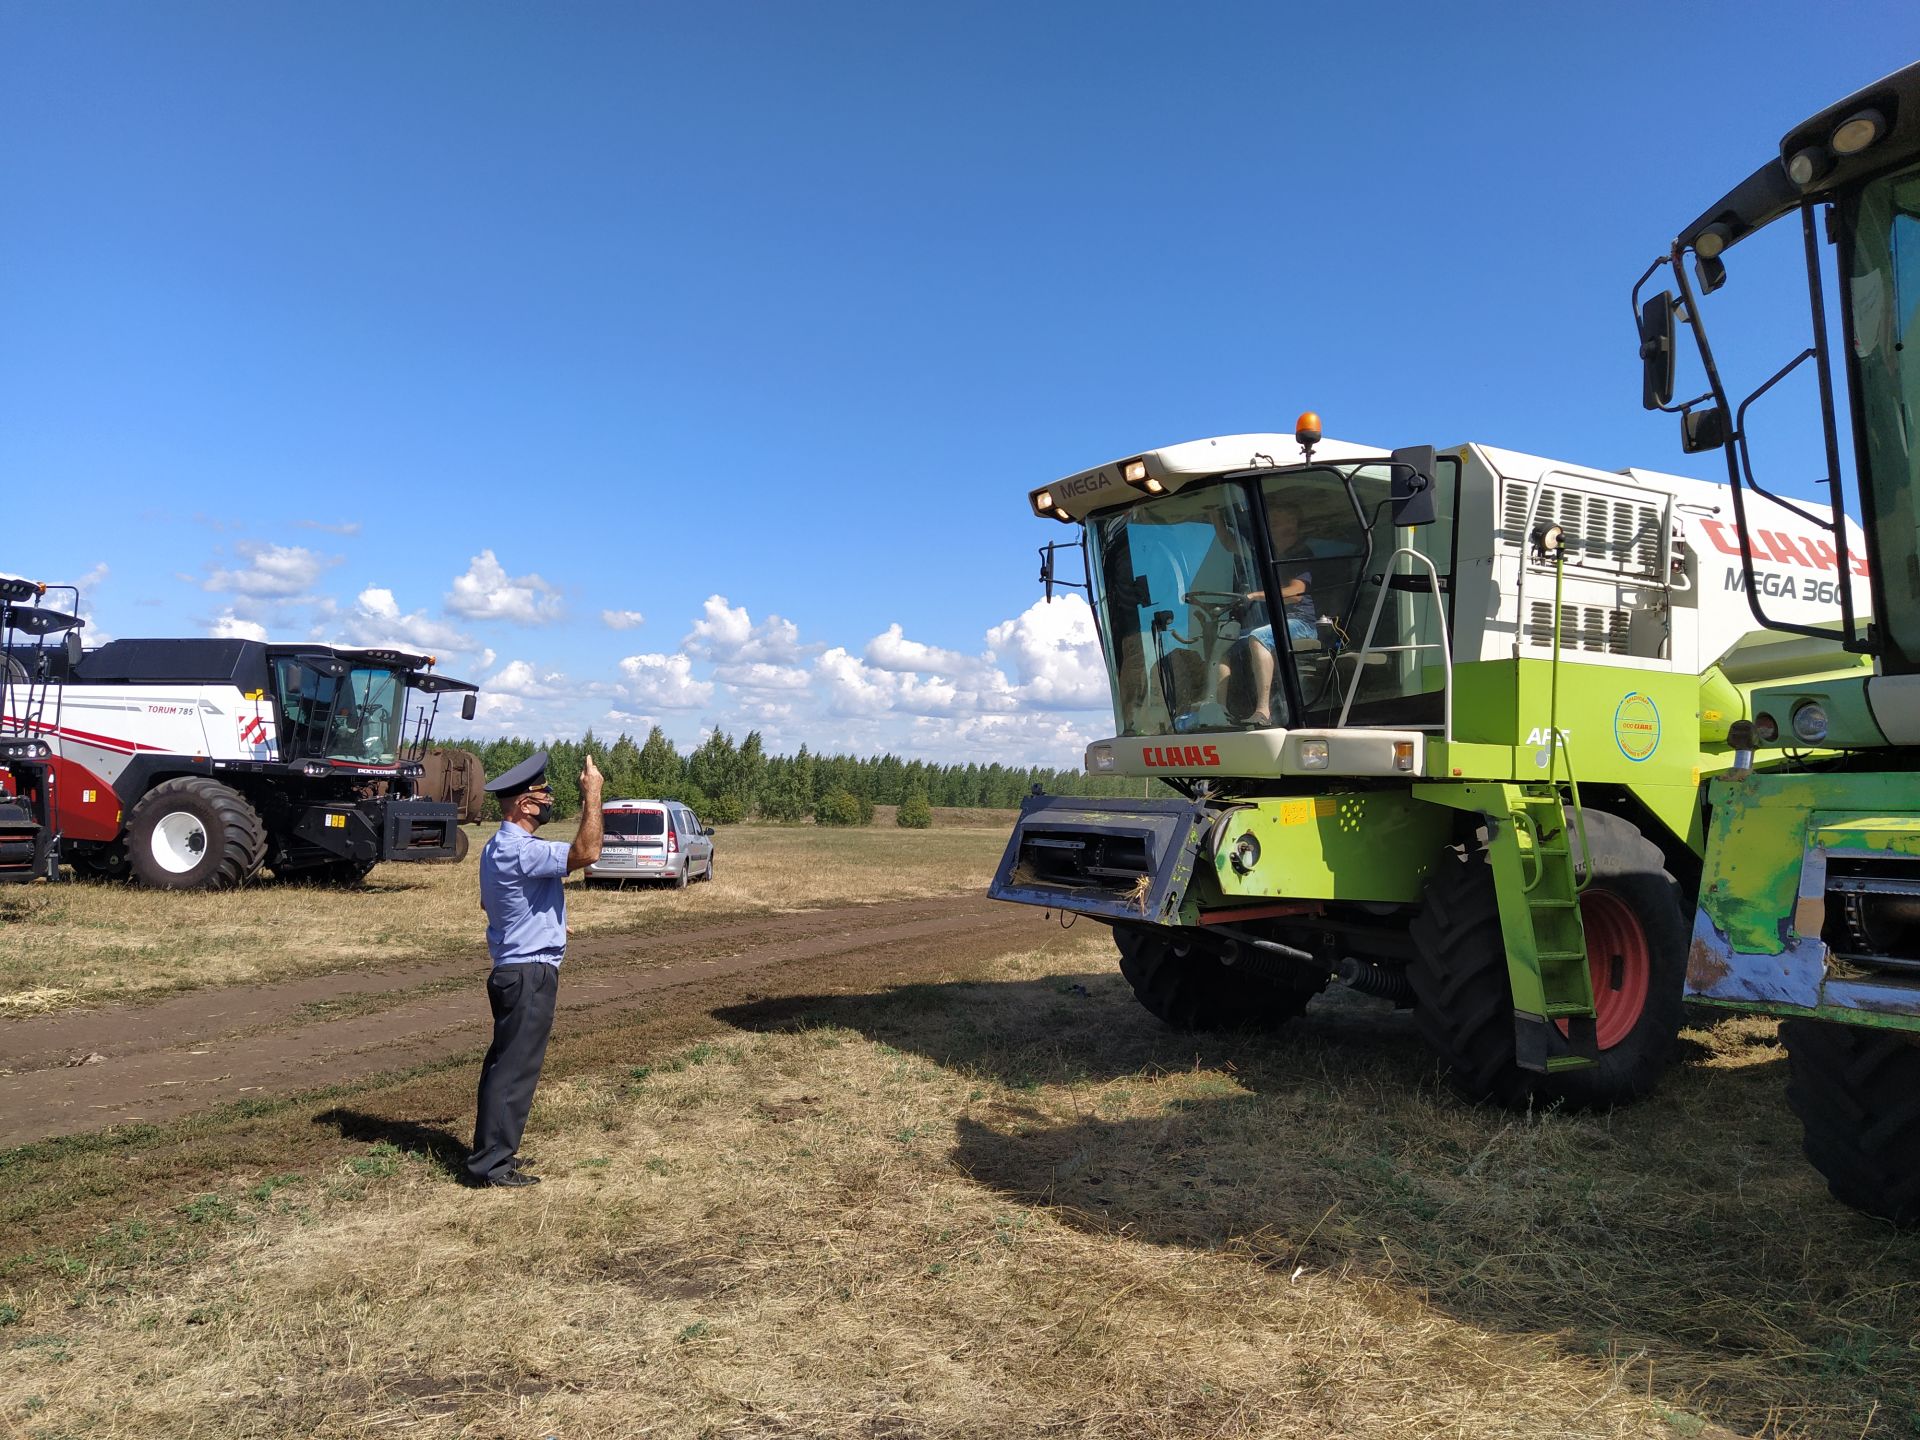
xmin=461 ymin=693 xmax=478 ymax=721
xmin=1387 ymin=444 xmax=1438 ymax=527
xmin=1681 ymin=406 xmax=1729 ymax=454
xmin=64 ymin=631 xmax=83 ymax=668
xmin=1639 ymin=290 xmax=1677 ymax=410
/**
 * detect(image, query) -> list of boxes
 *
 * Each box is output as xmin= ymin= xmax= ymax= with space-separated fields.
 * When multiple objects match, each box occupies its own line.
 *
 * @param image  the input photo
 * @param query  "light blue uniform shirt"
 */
xmin=479 ymin=823 xmax=571 ymax=967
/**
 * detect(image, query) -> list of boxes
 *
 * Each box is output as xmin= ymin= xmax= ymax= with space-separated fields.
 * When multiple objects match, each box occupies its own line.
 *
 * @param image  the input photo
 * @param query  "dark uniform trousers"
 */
xmin=465 ymin=960 xmax=560 ymax=1182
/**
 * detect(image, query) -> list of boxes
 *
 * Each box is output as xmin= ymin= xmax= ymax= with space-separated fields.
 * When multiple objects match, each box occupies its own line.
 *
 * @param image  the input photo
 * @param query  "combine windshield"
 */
xmin=1086 ymin=465 xmax=1451 ymax=737
xmin=273 ymin=660 xmax=406 ymax=764
xmin=1850 ymin=161 xmax=1920 ymax=673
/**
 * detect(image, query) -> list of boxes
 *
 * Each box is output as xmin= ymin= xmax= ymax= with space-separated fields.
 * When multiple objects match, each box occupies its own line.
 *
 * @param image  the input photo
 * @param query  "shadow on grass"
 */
xmin=313 ymin=1108 xmax=467 ymax=1177
xmin=717 ymin=970 xmax=1917 ymax=1438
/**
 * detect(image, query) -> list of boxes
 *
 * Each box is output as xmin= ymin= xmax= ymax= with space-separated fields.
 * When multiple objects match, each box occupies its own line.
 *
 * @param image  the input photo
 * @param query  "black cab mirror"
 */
xmin=1387 ymin=445 xmax=1439 ymax=527
xmin=1681 ymin=406 xmax=1728 ymax=454
xmin=461 ymin=692 xmax=478 ymax=721
xmin=65 ymin=630 xmax=83 ymax=667
xmin=1639 ymin=290 xmax=1676 ymax=410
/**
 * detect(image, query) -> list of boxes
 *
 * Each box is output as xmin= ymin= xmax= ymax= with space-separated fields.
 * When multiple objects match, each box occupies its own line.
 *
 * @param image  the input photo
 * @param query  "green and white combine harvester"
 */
xmin=1632 ymin=59 xmax=1920 ymax=1223
xmin=988 ymin=417 xmax=1871 ymax=1112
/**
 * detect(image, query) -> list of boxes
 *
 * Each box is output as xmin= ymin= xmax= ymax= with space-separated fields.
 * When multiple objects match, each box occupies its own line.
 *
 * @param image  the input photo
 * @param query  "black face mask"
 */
xmin=531 ymin=800 xmax=554 ymax=827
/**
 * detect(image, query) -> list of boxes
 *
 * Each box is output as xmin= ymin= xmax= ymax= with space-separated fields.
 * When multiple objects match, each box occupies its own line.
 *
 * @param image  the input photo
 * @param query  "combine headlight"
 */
xmin=1831 ymin=109 xmax=1886 ymax=156
xmin=1298 ymin=739 xmax=1330 ymax=770
xmin=1087 ymin=743 xmax=1115 ymax=773
xmin=1786 ymin=147 xmax=1830 ymax=187
xmin=1121 ymin=458 xmax=1164 ymax=495
xmin=1694 ymin=223 xmax=1733 ymax=259
xmin=1753 ymin=712 xmax=1780 ymax=744
xmin=302 ymin=761 xmax=330 ymax=778
xmin=1030 ymin=488 xmax=1055 ymax=516
xmin=1791 ymin=700 xmax=1830 ymax=745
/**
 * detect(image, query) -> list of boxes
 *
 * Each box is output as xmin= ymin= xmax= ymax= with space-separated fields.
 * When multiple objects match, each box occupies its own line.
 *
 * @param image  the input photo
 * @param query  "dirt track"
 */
xmin=0 ymin=895 xmax=1060 ymax=1148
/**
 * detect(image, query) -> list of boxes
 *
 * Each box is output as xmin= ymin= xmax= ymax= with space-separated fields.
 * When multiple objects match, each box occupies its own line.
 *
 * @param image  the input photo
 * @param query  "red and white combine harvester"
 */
xmin=0 ymin=572 xmax=480 ymax=889
xmin=0 ymin=575 xmax=84 ymax=882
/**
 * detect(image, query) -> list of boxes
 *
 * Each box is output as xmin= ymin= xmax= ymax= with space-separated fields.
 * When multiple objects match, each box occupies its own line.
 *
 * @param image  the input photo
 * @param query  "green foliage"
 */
xmin=897 ymin=787 xmax=932 ymax=828
xmin=814 ymin=787 xmax=865 ymax=826
xmin=455 ymin=727 xmax=1152 ymax=822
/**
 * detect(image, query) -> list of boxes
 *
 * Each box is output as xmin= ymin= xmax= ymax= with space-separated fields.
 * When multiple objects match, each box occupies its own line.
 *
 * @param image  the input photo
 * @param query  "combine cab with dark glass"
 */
xmin=990 ymin=419 xmax=1870 ymax=1111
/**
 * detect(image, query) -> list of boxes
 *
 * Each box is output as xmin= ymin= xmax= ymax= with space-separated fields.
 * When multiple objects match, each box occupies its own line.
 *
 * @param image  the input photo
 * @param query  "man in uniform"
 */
xmin=464 ymin=748 xmax=604 ymax=1188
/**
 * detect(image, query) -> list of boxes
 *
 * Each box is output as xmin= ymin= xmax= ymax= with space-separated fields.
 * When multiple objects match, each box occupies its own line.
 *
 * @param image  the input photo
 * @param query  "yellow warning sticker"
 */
xmin=1279 ymin=797 xmax=1341 ymax=826
xmin=326 ymin=814 xmax=346 ymax=829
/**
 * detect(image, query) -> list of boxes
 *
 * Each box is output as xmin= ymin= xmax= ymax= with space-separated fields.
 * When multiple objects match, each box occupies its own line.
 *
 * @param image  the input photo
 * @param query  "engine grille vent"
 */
xmin=1526 ymin=602 xmax=1631 ymax=654
xmin=1503 ymin=483 xmax=1663 ymax=578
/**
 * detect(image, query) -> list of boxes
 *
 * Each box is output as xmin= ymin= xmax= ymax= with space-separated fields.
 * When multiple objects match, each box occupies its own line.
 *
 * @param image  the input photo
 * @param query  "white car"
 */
xmin=585 ymin=799 xmax=715 ymax=890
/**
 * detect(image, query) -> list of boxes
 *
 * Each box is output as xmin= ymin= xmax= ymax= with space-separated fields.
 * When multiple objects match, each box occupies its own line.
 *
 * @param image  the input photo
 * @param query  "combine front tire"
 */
xmin=1410 ymin=812 xmax=1685 ymax=1110
xmin=125 ymin=778 xmax=267 ymax=891
xmin=1784 ymin=1021 xmax=1920 ymax=1226
xmin=1113 ymin=925 xmax=1316 ymax=1032
xmin=1408 ymin=848 xmax=1532 ymax=1107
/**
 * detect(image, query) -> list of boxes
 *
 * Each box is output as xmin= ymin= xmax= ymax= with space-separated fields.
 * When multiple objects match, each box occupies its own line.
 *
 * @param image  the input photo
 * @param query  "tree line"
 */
xmin=449 ymin=727 xmax=1147 ymax=824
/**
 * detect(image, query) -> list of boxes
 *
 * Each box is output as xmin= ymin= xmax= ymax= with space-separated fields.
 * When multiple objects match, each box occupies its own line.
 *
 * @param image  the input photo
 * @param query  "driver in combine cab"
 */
xmin=1222 ymin=494 xmax=1321 ymax=726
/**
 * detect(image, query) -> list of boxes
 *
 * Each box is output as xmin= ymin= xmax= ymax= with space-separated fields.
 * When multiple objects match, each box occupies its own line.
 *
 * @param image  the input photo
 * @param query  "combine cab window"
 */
xmin=274 ymin=661 xmax=406 ymax=764
xmin=1088 ymin=485 xmax=1284 ymax=737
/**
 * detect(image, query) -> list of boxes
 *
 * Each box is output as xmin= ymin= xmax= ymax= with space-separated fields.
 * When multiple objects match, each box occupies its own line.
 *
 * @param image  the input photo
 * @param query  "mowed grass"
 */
xmin=0 ymin=821 xmax=1012 ymax=1012
xmin=3 ymin=938 xmax=1918 ymax=1437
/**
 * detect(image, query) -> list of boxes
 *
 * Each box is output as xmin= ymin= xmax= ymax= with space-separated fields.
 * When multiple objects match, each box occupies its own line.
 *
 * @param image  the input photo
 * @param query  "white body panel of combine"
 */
xmin=36 ymin=683 xmax=278 ymax=786
xmin=1448 ymin=444 xmax=1867 ymax=677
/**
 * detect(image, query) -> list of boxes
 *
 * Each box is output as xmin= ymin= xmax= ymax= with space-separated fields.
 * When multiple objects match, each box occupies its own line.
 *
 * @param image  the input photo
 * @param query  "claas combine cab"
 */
xmin=1635 ymin=58 xmax=1920 ymax=1222
xmin=991 ymin=421 xmax=1869 ymax=1109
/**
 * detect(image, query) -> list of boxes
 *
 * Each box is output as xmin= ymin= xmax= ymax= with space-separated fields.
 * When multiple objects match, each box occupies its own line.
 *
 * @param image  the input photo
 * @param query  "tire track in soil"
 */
xmin=0 ymin=895 xmax=1059 ymax=1148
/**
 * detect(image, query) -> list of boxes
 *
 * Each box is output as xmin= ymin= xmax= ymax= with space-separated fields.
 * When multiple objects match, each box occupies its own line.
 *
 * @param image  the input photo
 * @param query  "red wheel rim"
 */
xmin=1564 ymin=887 xmax=1651 ymax=1050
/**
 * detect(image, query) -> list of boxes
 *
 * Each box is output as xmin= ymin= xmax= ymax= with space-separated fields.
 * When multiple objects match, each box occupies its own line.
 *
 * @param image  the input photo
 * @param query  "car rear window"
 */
xmin=605 ymin=810 xmax=665 ymax=837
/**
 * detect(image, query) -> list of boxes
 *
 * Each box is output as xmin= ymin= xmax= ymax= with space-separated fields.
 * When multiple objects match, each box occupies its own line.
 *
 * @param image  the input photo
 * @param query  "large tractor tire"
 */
xmin=1783 ymin=1020 xmax=1920 ymax=1226
xmin=451 ymin=826 xmax=471 ymax=864
xmin=125 ymin=778 xmax=267 ymax=891
xmin=1113 ymin=924 xmax=1318 ymax=1032
xmin=1409 ymin=810 xmax=1685 ymax=1110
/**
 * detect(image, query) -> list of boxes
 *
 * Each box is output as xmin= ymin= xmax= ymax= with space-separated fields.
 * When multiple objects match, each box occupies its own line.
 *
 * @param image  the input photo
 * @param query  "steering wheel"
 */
xmin=1177 ymin=589 xmax=1253 ymax=644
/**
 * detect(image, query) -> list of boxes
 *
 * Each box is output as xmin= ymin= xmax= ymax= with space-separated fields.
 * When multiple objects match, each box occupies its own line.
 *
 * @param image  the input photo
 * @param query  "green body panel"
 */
xmin=1449 ymin=659 xmax=1704 ymax=784
xmin=1411 ymin=781 xmax=1597 ymax=1068
xmin=1205 ymin=791 xmax=1452 ymax=905
xmin=1746 ymin=671 xmax=1888 ymax=749
xmin=1689 ymin=768 xmax=1920 ymax=1030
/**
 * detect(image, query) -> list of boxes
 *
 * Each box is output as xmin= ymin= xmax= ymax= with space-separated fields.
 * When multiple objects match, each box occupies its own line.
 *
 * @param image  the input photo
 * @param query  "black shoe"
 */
xmin=483 ymin=1168 xmax=541 ymax=1188
xmin=511 ymin=1154 xmax=537 ymax=1170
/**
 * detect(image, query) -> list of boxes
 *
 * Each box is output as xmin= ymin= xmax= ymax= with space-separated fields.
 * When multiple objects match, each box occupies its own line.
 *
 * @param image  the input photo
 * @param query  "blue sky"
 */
xmin=4 ymin=3 xmax=1915 ymax=764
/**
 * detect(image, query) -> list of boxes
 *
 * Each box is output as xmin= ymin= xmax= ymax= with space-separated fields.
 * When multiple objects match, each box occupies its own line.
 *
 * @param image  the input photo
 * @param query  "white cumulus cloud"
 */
xmin=683 ymin=595 xmax=806 ymax=663
xmin=618 ymin=652 xmax=714 ymax=708
xmin=714 ymin=661 xmax=812 ymax=692
xmin=446 ymin=550 xmax=565 ymax=624
xmin=488 ymin=659 xmax=567 ymax=698
xmin=864 ymin=623 xmax=972 ymax=677
xmin=345 ymin=586 xmax=472 ymax=654
xmin=601 ymin=609 xmax=646 ymax=630
xmin=205 ymin=542 xmax=337 ymax=598
xmin=985 ymin=595 xmax=1107 ymax=708
xmin=210 ymin=611 xmax=268 ymax=641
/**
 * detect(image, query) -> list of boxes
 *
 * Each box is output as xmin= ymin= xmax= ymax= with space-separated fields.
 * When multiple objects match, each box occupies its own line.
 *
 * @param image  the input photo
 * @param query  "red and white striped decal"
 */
xmin=239 ymin=715 xmax=268 ymax=745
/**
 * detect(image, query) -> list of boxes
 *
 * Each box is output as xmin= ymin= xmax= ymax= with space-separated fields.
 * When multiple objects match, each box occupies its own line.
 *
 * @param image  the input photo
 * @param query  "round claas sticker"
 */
xmin=1614 ymin=691 xmax=1660 ymax=761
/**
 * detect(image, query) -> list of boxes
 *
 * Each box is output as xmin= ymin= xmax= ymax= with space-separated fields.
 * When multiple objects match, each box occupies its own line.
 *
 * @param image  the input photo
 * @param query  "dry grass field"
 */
xmin=3 ymin=826 xmax=1919 ymax=1438
xmin=0 ymin=820 xmax=1010 ymax=1013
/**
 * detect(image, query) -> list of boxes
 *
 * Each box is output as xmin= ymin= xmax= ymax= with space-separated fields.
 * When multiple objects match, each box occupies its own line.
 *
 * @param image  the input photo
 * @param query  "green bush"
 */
xmin=705 ymin=794 xmax=744 ymax=826
xmin=814 ymin=787 xmax=865 ymax=827
xmin=897 ymin=789 xmax=932 ymax=828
